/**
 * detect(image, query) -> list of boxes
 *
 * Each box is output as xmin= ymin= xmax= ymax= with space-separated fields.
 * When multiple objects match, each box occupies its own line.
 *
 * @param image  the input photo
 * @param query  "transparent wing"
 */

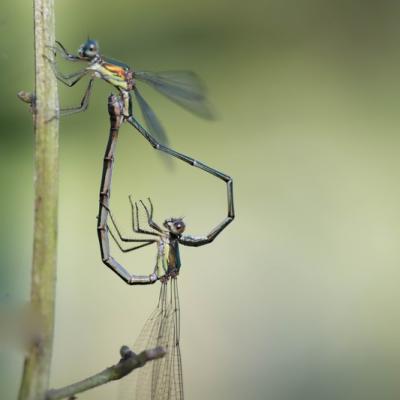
xmin=118 ymin=294 xmax=164 ymax=400
xmin=118 ymin=280 xmax=183 ymax=400
xmin=164 ymin=279 xmax=184 ymax=400
xmin=134 ymin=87 xmax=169 ymax=146
xmin=150 ymin=298 xmax=176 ymax=399
xmin=152 ymin=279 xmax=183 ymax=400
xmin=135 ymin=71 xmax=214 ymax=119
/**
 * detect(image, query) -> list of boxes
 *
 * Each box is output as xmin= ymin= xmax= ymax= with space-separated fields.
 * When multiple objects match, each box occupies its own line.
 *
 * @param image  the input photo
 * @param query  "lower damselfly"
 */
xmin=105 ymin=187 xmax=234 ymax=399
xmin=108 ymin=196 xmax=225 ymax=400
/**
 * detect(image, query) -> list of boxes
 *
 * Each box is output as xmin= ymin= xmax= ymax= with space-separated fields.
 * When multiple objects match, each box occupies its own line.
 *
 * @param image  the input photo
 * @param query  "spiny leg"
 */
xmin=108 ymin=228 xmax=155 ymax=253
xmin=129 ymin=195 xmax=161 ymax=237
xmin=54 ymin=40 xmax=81 ymax=61
xmin=46 ymin=41 xmax=81 ymax=62
xmin=105 ymin=202 xmax=157 ymax=244
xmin=45 ymin=53 xmax=88 ymax=87
xmin=60 ymin=78 xmax=94 ymax=116
xmin=127 ymin=116 xmax=234 ymax=246
xmin=131 ymin=206 xmax=168 ymax=278
xmin=138 ymin=198 xmax=163 ymax=233
xmin=135 ymin=202 xmax=161 ymax=236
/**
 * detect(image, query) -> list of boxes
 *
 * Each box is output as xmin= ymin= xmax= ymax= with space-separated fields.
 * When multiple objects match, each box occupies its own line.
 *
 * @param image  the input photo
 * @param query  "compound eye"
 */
xmin=176 ymin=222 xmax=185 ymax=231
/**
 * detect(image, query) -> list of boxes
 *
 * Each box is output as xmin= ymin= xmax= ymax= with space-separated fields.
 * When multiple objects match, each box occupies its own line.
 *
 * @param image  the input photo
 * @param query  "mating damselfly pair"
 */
xmin=51 ymin=40 xmax=234 ymax=400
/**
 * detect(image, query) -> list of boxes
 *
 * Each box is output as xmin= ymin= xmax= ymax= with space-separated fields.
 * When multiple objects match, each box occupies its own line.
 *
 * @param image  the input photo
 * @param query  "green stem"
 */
xmin=18 ymin=0 xmax=59 ymax=399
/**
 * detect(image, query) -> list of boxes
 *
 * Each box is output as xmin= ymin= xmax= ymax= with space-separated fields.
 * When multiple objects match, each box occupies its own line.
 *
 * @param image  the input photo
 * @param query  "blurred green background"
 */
xmin=2 ymin=0 xmax=400 ymax=399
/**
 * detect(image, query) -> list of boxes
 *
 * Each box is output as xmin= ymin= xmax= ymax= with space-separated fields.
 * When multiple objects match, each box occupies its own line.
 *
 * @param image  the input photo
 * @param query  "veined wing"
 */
xmin=135 ymin=71 xmax=214 ymax=120
xmin=166 ymin=279 xmax=184 ymax=400
xmin=118 ymin=280 xmax=184 ymax=400
xmin=151 ymin=279 xmax=183 ymax=400
xmin=134 ymin=87 xmax=169 ymax=146
xmin=118 ymin=291 xmax=165 ymax=400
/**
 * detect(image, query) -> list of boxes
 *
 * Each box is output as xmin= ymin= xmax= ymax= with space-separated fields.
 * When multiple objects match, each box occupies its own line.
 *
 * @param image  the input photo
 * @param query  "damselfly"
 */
xmin=48 ymin=39 xmax=213 ymax=145
xmin=107 ymin=196 xmax=231 ymax=400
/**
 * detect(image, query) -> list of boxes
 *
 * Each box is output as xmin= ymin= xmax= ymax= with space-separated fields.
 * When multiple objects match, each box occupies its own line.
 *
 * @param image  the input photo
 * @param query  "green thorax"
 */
xmin=87 ymin=58 xmax=134 ymax=91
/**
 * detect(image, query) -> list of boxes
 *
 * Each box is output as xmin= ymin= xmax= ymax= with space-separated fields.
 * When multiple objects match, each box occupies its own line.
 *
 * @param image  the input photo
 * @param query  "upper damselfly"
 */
xmin=48 ymin=39 xmax=213 ymax=145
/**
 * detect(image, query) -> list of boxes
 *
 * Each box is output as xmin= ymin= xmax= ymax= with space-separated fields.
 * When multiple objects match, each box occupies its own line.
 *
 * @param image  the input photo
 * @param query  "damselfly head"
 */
xmin=164 ymin=217 xmax=186 ymax=235
xmin=78 ymin=39 xmax=99 ymax=60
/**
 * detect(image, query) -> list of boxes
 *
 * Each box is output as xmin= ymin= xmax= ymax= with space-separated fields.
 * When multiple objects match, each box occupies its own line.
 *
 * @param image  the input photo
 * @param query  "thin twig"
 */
xmin=18 ymin=0 xmax=59 ymax=399
xmin=45 ymin=346 xmax=166 ymax=400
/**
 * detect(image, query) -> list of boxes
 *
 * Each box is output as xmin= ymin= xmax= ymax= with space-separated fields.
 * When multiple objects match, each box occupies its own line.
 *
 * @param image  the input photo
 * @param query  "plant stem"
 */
xmin=18 ymin=0 xmax=59 ymax=399
xmin=45 ymin=346 xmax=166 ymax=400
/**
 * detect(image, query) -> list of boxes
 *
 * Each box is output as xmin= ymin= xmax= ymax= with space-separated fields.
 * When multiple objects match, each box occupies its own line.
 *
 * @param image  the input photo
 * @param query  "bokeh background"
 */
xmin=2 ymin=0 xmax=400 ymax=399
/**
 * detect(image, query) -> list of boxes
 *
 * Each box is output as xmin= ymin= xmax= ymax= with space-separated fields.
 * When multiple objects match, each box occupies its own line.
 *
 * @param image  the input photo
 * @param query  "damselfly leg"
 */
xmin=59 ymin=78 xmax=94 ymax=116
xmin=129 ymin=196 xmax=161 ymax=237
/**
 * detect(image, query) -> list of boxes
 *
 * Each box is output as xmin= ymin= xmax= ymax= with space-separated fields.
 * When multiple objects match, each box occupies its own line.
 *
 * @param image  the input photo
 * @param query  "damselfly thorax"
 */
xmin=88 ymin=62 xmax=134 ymax=89
xmin=85 ymin=58 xmax=135 ymax=116
xmin=157 ymin=234 xmax=182 ymax=279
